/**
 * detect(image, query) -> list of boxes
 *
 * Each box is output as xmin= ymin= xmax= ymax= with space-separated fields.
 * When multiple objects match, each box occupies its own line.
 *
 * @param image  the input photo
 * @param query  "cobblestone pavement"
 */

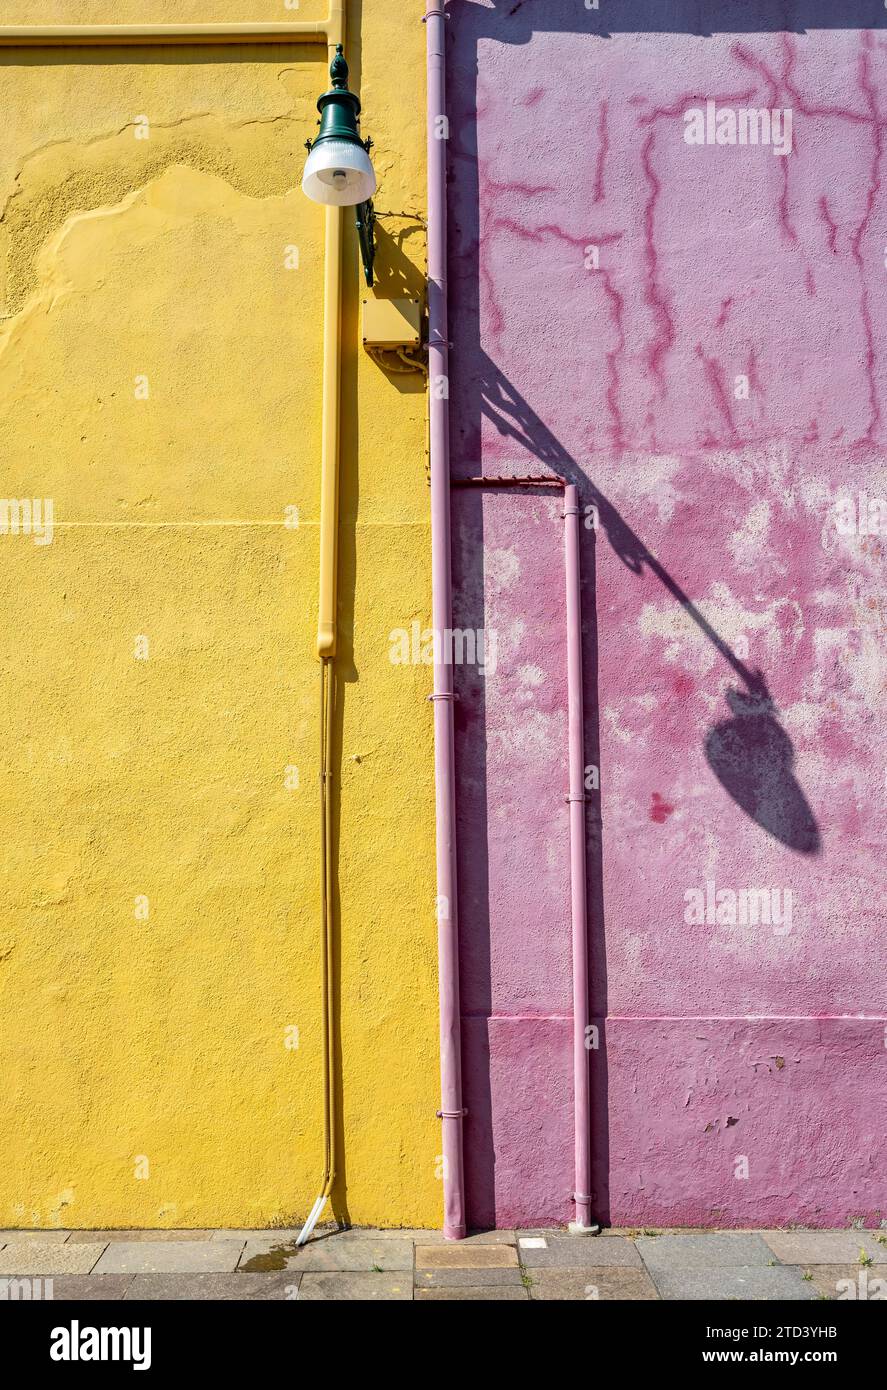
xmin=1 ymin=1227 xmax=884 ymax=1300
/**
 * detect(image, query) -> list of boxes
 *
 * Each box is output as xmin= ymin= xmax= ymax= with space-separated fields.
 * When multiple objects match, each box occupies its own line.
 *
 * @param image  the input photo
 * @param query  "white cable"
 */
xmin=296 ymin=1193 xmax=327 ymax=1247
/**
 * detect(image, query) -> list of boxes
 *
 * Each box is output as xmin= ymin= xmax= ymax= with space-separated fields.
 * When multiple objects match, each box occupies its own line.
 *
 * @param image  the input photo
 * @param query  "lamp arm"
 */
xmin=356 ymin=198 xmax=376 ymax=288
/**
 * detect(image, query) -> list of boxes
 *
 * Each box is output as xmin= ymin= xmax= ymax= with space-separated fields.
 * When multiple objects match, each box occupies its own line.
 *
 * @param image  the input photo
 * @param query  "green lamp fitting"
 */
xmin=302 ymin=44 xmax=378 ymax=287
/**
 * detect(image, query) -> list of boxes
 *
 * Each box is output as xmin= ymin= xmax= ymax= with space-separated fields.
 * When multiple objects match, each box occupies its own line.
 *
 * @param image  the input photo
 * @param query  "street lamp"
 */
xmin=302 ymin=44 xmax=377 ymax=286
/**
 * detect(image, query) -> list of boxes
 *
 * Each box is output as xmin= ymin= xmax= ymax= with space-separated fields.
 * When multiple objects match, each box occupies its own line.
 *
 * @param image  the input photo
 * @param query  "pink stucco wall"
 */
xmin=448 ymin=1 xmax=886 ymax=1228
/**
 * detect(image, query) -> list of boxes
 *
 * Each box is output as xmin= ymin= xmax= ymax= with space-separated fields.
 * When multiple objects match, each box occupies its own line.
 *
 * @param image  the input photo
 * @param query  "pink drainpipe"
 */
xmin=425 ymin=0 xmax=467 ymax=1241
xmin=564 ymin=484 xmax=595 ymax=1234
xmin=450 ymin=479 xmax=594 ymax=1234
xmin=425 ymin=3 xmax=593 ymax=1235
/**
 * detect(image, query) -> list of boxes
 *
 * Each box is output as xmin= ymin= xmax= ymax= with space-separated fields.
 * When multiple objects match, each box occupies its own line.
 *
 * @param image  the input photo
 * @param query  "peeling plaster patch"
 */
xmin=798 ymin=477 xmax=834 ymax=513
xmin=729 ymin=498 xmax=780 ymax=573
xmin=517 ymin=664 xmax=545 ymax=690
xmin=485 ymin=546 xmax=521 ymax=593
xmin=823 ymin=527 xmax=887 ymax=567
xmin=704 ymin=441 xmax=792 ymax=497
xmin=638 ymin=584 xmax=790 ymax=673
xmin=782 ymin=599 xmax=806 ymax=649
xmin=496 ymin=617 xmax=527 ymax=672
xmin=814 ymin=625 xmax=855 ymax=663
xmin=687 ymin=781 xmax=712 ymax=804
xmin=696 ymin=688 xmax=723 ymax=717
xmin=594 ymin=453 xmax=684 ymax=522
xmin=639 ymin=454 xmax=683 ymax=521
xmin=783 ymin=700 xmax=827 ymax=740
xmin=0 ymin=111 xmax=306 ymax=321
xmin=812 ymin=588 xmax=846 ymax=610
xmin=489 ymin=707 xmax=564 ymax=760
xmin=604 ymin=705 xmax=634 ymax=745
xmin=1 ymin=165 xmax=300 ymax=354
xmin=816 ymin=622 xmax=887 ymax=712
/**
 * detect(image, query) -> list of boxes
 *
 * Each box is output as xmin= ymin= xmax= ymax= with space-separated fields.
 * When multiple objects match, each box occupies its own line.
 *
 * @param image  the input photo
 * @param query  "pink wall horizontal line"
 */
xmin=606 ymin=1014 xmax=887 ymax=1023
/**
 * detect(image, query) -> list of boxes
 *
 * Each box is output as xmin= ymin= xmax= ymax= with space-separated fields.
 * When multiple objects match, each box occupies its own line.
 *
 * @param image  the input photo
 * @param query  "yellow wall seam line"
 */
xmin=0 ymin=24 xmax=329 ymax=47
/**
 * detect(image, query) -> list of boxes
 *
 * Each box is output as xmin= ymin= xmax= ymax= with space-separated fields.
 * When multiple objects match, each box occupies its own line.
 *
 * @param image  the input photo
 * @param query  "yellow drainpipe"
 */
xmin=0 ymin=5 xmax=348 ymax=1236
xmin=318 ymin=3 xmax=346 ymax=663
xmin=312 ymin=0 xmax=346 ymax=1245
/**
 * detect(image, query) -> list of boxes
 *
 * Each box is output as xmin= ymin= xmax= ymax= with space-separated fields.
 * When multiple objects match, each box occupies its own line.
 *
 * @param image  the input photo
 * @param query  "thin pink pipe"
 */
xmin=451 ymin=476 xmax=594 ymax=1232
xmin=426 ymin=1 xmax=590 ymax=1232
xmin=426 ymin=0 xmax=466 ymax=1241
xmin=564 ymin=484 xmax=594 ymax=1232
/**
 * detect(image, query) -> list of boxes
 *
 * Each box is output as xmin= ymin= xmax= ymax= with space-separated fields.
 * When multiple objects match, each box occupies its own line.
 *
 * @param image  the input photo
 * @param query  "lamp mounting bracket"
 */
xmin=356 ymin=198 xmax=376 ymax=287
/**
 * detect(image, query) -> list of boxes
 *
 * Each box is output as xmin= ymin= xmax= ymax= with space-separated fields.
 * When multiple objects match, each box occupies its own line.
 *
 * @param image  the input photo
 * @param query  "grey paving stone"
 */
xmin=297 ymin=1272 xmax=411 ymax=1300
xmin=414 ymin=1267 xmax=524 ymax=1288
xmin=519 ymin=1235 xmax=642 ymax=1269
xmin=0 ymin=1230 xmax=70 ymax=1245
xmin=651 ymin=1265 xmax=819 ymax=1301
xmin=0 ymin=1243 xmax=107 ymax=1275
xmin=416 ymin=1243 xmax=518 ymax=1269
xmin=45 ymin=1276 xmax=135 ymax=1301
xmin=416 ymin=1286 xmax=528 ymax=1300
xmin=527 ymin=1268 xmax=660 ymax=1300
xmin=763 ymin=1232 xmax=887 ymax=1265
xmin=519 ymin=1227 xmax=605 ymax=1240
xmin=235 ymin=1239 xmax=300 ymax=1271
xmin=637 ymin=1233 xmax=774 ymax=1271
xmin=463 ymin=1230 xmax=517 ymax=1245
xmin=312 ymin=1227 xmax=505 ymax=1243
xmin=239 ymin=1236 xmax=413 ymax=1273
xmin=68 ymin=1230 xmax=211 ymax=1244
xmin=806 ymin=1264 xmax=887 ymax=1301
xmin=93 ymin=1240 xmax=244 ymax=1275
xmin=330 ymin=1227 xmax=442 ymax=1242
xmin=600 ymin=1227 xmax=689 ymax=1237
xmin=0 ymin=1275 xmax=59 ymax=1301
xmin=301 ymin=1222 xmax=340 ymax=1240
xmin=213 ymin=1225 xmax=435 ymax=1245
xmin=125 ymin=1273 xmax=300 ymax=1301
xmin=518 ymin=1229 xmax=572 ymax=1242
xmin=606 ymin=1228 xmax=717 ymax=1239
xmin=296 ymin=1237 xmax=414 ymax=1272
xmin=210 ymin=1229 xmax=301 ymax=1243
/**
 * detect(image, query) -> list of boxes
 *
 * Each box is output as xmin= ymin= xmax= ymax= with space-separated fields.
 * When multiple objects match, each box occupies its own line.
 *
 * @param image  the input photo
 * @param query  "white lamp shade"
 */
xmin=302 ymin=139 xmax=377 ymax=207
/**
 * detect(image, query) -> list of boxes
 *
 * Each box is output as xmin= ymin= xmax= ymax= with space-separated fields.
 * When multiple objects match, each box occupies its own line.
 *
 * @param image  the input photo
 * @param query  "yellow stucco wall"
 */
xmin=0 ymin=1 xmax=438 ymax=1229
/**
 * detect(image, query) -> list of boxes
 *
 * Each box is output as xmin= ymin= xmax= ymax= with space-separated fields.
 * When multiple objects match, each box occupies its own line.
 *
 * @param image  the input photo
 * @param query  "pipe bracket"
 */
xmin=565 ymin=794 xmax=588 ymax=803
xmin=437 ymin=1108 xmax=468 ymax=1118
xmin=428 ymin=691 xmax=459 ymax=702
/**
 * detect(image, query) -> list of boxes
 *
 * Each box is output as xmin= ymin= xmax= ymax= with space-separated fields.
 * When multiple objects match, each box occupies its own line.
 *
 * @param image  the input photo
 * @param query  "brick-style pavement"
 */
xmin=0 ymin=1227 xmax=884 ymax=1300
